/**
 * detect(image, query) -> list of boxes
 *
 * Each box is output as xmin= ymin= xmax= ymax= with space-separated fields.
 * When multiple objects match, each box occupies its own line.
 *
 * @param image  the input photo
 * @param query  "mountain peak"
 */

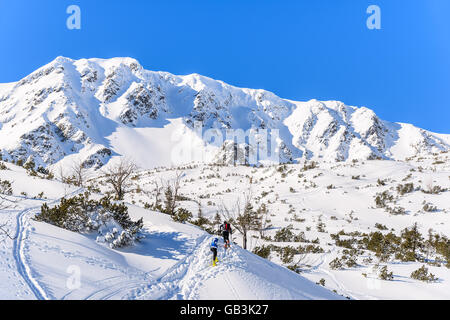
xmin=0 ymin=57 xmax=448 ymax=169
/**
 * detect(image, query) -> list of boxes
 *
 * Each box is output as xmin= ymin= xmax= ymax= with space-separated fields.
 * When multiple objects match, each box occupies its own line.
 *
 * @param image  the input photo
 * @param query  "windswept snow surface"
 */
xmin=0 ymin=163 xmax=340 ymax=300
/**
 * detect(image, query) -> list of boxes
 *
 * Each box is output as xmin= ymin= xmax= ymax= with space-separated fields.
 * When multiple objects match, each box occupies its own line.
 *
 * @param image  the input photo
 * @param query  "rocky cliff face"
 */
xmin=0 ymin=56 xmax=448 ymax=169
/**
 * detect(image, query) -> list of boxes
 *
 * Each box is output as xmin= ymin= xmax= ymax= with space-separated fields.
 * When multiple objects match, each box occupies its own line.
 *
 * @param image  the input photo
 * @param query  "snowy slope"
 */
xmin=117 ymin=151 xmax=450 ymax=300
xmin=0 ymin=162 xmax=340 ymax=300
xmin=0 ymin=56 xmax=448 ymax=170
xmin=1 ymin=148 xmax=449 ymax=300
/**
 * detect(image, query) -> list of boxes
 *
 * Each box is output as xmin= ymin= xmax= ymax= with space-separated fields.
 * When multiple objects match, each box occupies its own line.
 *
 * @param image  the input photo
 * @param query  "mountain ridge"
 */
xmin=0 ymin=56 xmax=448 ymax=169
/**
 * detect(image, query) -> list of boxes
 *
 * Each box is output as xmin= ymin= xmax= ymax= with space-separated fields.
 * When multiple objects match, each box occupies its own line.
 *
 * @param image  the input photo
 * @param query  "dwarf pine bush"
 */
xmin=172 ymin=208 xmax=193 ymax=224
xmin=374 ymin=191 xmax=394 ymax=208
xmin=274 ymin=226 xmax=295 ymax=242
xmin=423 ymin=203 xmax=437 ymax=212
xmin=253 ymin=245 xmax=272 ymax=259
xmin=329 ymin=257 xmax=344 ymax=270
xmin=378 ymin=266 xmax=394 ymax=281
xmin=36 ymin=192 xmax=143 ymax=248
xmin=422 ymin=185 xmax=447 ymax=195
xmin=410 ymin=265 xmax=438 ymax=282
xmin=0 ymin=179 xmax=13 ymax=195
xmin=396 ymin=183 xmax=414 ymax=196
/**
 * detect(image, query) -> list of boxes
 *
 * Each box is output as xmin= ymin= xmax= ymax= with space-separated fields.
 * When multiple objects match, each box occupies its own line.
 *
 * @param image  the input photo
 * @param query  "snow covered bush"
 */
xmin=171 ymin=208 xmax=193 ymax=224
xmin=374 ymin=190 xmax=394 ymax=208
xmin=329 ymin=254 xmax=357 ymax=270
xmin=252 ymin=245 xmax=272 ymax=259
xmin=0 ymin=179 xmax=13 ymax=195
xmin=329 ymin=257 xmax=344 ymax=270
xmin=36 ymin=192 xmax=144 ymax=248
xmin=278 ymin=246 xmax=297 ymax=264
xmin=385 ymin=205 xmax=406 ymax=215
xmin=396 ymin=183 xmax=414 ymax=196
xmin=421 ymin=182 xmax=447 ymax=195
xmin=378 ymin=266 xmax=394 ymax=281
xmin=301 ymin=161 xmax=317 ymax=171
xmin=274 ymin=225 xmax=295 ymax=242
xmin=410 ymin=265 xmax=438 ymax=282
xmin=423 ymin=202 xmax=437 ymax=212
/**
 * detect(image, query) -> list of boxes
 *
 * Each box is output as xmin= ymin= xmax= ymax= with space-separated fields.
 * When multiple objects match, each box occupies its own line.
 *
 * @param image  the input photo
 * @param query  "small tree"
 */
xmin=164 ymin=186 xmax=175 ymax=214
xmin=162 ymin=171 xmax=184 ymax=215
xmin=150 ymin=179 xmax=164 ymax=209
xmin=256 ymin=203 xmax=272 ymax=238
xmin=218 ymin=191 xmax=261 ymax=250
xmin=71 ymin=159 xmax=90 ymax=188
xmin=102 ymin=159 xmax=137 ymax=200
xmin=213 ymin=212 xmax=222 ymax=226
xmin=400 ymin=223 xmax=423 ymax=262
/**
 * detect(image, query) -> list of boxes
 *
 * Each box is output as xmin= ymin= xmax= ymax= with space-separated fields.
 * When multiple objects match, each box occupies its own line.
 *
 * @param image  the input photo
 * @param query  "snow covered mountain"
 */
xmin=0 ymin=56 xmax=449 ymax=170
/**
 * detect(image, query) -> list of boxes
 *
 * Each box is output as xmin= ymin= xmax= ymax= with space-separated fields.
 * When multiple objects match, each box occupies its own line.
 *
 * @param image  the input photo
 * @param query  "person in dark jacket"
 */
xmin=219 ymin=221 xmax=232 ymax=248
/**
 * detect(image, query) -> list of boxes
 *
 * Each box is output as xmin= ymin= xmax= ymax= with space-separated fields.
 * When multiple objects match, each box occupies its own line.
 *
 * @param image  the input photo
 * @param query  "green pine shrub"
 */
xmin=36 ymin=192 xmax=144 ymax=248
xmin=410 ymin=265 xmax=438 ymax=282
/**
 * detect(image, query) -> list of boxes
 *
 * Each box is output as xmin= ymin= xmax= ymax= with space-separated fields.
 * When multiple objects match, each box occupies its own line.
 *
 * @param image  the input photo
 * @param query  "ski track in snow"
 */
xmin=13 ymin=206 xmax=49 ymax=300
xmin=130 ymin=234 xmax=211 ymax=300
xmin=308 ymin=247 xmax=377 ymax=300
xmin=72 ymin=233 xmax=336 ymax=300
xmin=118 ymin=236 xmax=248 ymax=300
xmin=224 ymin=268 xmax=241 ymax=300
xmin=68 ymin=234 xmax=210 ymax=300
xmin=12 ymin=189 xmax=83 ymax=300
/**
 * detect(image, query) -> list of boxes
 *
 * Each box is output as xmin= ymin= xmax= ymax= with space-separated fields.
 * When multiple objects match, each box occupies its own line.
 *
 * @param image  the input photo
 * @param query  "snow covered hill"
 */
xmin=0 ymin=140 xmax=448 ymax=300
xmin=117 ymin=151 xmax=450 ymax=300
xmin=0 ymin=56 xmax=448 ymax=170
xmin=0 ymin=161 xmax=340 ymax=300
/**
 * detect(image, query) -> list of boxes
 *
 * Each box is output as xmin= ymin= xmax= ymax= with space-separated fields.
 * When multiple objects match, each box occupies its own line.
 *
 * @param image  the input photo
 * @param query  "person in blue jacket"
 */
xmin=210 ymin=238 xmax=219 ymax=266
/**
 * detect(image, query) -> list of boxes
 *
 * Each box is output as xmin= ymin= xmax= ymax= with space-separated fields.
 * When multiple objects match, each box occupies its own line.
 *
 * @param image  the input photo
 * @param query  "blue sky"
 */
xmin=0 ymin=0 xmax=449 ymax=133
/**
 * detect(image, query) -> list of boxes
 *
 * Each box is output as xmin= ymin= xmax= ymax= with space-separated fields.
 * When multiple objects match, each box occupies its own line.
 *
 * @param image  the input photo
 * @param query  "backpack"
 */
xmin=224 ymin=223 xmax=231 ymax=232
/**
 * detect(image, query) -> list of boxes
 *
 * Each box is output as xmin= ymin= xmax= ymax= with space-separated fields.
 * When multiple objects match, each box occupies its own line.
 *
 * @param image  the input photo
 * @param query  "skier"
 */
xmin=210 ymin=237 xmax=219 ymax=266
xmin=219 ymin=221 xmax=232 ymax=249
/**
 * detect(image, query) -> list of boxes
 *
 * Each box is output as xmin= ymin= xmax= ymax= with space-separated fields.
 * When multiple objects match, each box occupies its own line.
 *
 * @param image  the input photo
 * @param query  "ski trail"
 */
xmin=88 ymin=234 xmax=210 ymax=300
xmin=13 ymin=206 xmax=50 ymax=300
xmin=313 ymin=248 xmax=377 ymax=300
xmin=85 ymin=278 xmax=148 ymax=300
xmin=12 ymin=189 xmax=83 ymax=301
xmin=224 ymin=269 xmax=241 ymax=300
xmin=127 ymin=235 xmax=241 ymax=300
xmin=170 ymin=238 xmax=245 ymax=300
